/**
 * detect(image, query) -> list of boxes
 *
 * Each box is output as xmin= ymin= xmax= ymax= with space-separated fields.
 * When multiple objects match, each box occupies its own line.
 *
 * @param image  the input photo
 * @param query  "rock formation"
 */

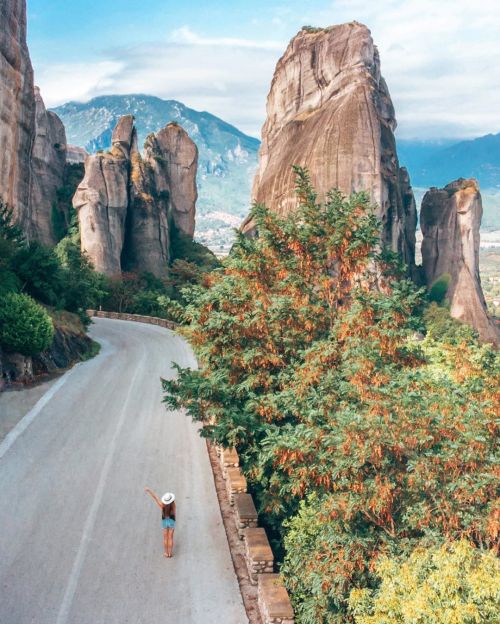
xmin=66 ymin=145 xmax=88 ymax=164
xmin=73 ymin=116 xmax=135 ymax=275
xmin=0 ymin=0 xmax=35 ymax=227
xmin=73 ymin=116 xmax=197 ymax=277
xmin=145 ymin=123 xmax=198 ymax=237
xmin=245 ymin=22 xmax=416 ymax=273
xmin=421 ymin=179 xmax=499 ymax=344
xmin=29 ymin=87 xmax=67 ymax=244
xmin=0 ymin=1 xmax=66 ymax=243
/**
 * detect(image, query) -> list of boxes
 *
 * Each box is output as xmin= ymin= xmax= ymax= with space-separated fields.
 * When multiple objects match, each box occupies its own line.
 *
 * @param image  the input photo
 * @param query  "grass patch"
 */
xmin=82 ymin=339 xmax=101 ymax=361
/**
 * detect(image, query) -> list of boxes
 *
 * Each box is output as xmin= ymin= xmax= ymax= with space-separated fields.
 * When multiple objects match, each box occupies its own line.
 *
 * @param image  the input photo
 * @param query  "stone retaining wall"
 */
xmin=217 ymin=444 xmax=294 ymax=623
xmin=86 ymin=310 xmax=177 ymax=330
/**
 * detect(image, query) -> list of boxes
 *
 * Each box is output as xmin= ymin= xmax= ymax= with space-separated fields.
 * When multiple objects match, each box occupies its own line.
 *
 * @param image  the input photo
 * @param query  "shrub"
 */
xmin=0 ymin=292 xmax=54 ymax=355
xmin=169 ymin=225 xmax=220 ymax=272
xmin=12 ymin=241 xmax=64 ymax=306
xmin=428 ymin=272 xmax=451 ymax=303
xmin=349 ymin=540 xmax=500 ymax=623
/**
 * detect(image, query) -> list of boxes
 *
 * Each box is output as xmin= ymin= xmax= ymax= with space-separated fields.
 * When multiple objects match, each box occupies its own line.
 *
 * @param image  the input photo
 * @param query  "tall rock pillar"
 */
xmin=0 ymin=0 xmax=35 ymax=227
xmin=245 ymin=22 xmax=416 ymax=274
xmin=420 ymin=179 xmax=499 ymax=344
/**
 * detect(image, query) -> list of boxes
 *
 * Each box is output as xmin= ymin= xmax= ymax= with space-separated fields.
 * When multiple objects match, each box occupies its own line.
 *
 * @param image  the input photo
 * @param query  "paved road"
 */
xmin=0 ymin=318 xmax=247 ymax=624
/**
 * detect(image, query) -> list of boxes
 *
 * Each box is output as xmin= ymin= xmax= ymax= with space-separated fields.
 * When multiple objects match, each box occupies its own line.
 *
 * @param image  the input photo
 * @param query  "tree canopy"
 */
xmin=165 ymin=169 xmax=498 ymax=621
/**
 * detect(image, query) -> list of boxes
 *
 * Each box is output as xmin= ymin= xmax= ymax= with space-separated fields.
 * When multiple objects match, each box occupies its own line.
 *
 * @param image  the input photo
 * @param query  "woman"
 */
xmin=144 ymin=488 xmax=176 ymax=558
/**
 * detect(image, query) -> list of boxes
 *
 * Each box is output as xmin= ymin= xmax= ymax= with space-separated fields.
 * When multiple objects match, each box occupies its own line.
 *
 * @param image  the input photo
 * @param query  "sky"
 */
xmin=27 ymin=0 xmax=500 ymax=140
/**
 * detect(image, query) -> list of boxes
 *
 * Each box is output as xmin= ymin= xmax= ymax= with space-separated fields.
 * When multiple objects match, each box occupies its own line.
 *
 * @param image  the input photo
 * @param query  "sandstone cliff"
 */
xmin=145 ymin=123 xmax=198 ymax=238
xmin=73 ymin=116 xmax=197 ymax=277
xmin=246 ymin=22 xmax=416 ymax=273
xmin=73 ymin=117 xmax=134 ymax=275
xmin=29 ymin=87 xmax=67 ymax=244
xmin=0 ymin=0 xmax=35 ymax=227
xmin=421 ymin=179 xmax=499 ymax=345
xmin=0 ymin=1 xmax=67 ymax=243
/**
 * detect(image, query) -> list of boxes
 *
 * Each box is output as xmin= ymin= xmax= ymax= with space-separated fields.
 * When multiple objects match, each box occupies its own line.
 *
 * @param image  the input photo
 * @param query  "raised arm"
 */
xmin=144 ymin=487 xmax=162 ymax=508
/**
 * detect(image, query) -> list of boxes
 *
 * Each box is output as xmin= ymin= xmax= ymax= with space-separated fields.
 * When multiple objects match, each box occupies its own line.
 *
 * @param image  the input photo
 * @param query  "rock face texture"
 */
xmin=421 ymin=179 xmax=499 ymax=344
xmin=73 ymin=116 xmax=134 ymax=276
xmin=0 ymin=1 xmax=66 ymax=243
xmin=66 ymin=145 xmax=88 ymax=164
xmin=73 ymin=116 xmax=197 ymax=277
xmin=29 ymin=87 xmax=67 ymax=244
xmin=0 ymin=0 xmax=35 ymax=227
xmin=246 ymin=22 xmax=416 ymax=273
xmin=145 ymin=123 xmax=198 ymax=238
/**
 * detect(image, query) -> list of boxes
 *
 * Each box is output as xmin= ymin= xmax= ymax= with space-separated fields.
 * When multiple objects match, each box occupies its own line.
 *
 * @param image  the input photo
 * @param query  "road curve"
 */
xmin=0 ymin=318 xmax=247 ymax=624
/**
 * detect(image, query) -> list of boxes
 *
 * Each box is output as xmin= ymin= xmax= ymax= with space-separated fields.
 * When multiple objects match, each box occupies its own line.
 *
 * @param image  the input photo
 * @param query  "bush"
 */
xmin=12 ymin=241 xmax=64 ymax=306
xmin=170 ymin=225 xmax=220 ymax=272
xmin=428 ymin=272 xmax=451 ymax=303
xmin=55 ymin=238 xmax=108 ymax=323
xmin=349 ymin=540 xmax=500 ymax=623
xmin=0 ymin=292 xmax=54 ymax=355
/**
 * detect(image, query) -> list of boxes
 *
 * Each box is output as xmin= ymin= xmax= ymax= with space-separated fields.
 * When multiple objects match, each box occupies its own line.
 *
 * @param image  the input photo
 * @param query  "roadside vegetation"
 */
xmin=0 ymin=200 xmax=217 ymax=362
xmin=163 ymin=169 xmax=499 ymax=623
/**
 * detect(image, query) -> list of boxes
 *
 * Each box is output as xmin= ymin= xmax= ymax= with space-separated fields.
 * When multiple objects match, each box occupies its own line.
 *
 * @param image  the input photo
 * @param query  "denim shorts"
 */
xmin=162 ymin=518 xmax=175 ymax=529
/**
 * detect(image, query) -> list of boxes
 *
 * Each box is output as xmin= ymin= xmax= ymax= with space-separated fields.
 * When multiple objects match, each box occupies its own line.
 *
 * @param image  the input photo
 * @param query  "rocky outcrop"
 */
xmin=145 ymin=123 xmax=198 ymax=237
xmin=29 ymin=87 xmax=67 ymax=244
xmin=1 ymin=322 xmax=93 ymax=388
xmin=0 ymin=0 xmax=35 ymax=228
xmin=125 ymin=149 xmax=170 ymax=276
xmin=246 ymin=22 xmax=416 ymax=273
xmin=421 ymin=179 xmax=499 ymax=344
xmin=66 ymin=145 xmax=88 ymax=164
xmin=72 ymin=117 xmax=134 ymax=275
xmin=74 ymin=116 xmax=197 ymax=277
xmin=0 ymin=1 xmax=67 ymax=243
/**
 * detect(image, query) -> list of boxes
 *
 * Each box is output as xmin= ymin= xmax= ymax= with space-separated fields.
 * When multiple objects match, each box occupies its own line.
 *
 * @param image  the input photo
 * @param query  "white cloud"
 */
xmin=170 ymin=25 xmax=283 ymax=50
xmin=37 ymin=61 xmax=124 ymax=108
xmin=311 ymin=0 xmax=500 ymax=138
xmin=34 ymin=1 xmax=500 ymax=139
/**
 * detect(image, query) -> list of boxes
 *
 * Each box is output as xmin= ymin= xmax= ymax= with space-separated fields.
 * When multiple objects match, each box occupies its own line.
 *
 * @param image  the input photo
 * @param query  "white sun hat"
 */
xmin=161 ymin=492 xmax=175 ymax=504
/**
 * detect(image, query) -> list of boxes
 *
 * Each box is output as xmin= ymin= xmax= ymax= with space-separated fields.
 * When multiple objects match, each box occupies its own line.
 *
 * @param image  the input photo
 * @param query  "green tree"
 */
xmin=163 ymin=169 xmax=499 ymax=622
xmin=0 ymin=292 xmax=54 ymax=355
xmin=0 ymin=201 xmax=23 ymax=296
xmin=55 ymin=237 xmax=108 ymax=321
xmin=12 ymin=241 xmax=64 ymax=306
xmin=349 ymin=540 xmax=500 ymax=624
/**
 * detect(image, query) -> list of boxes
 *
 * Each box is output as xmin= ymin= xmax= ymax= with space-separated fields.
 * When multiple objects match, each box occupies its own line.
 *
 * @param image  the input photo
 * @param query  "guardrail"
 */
xmin=216 ymin=444 xmax=295 ymax=624
xmin=86 ymin=310 xmax=178 ymax=330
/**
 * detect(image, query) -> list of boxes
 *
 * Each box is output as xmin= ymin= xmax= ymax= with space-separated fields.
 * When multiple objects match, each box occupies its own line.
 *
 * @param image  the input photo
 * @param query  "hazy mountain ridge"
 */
xmin=397 ymin=134 xmax=500 ymax=190
xmin=52 ymin=94 xmax=260 ymax=252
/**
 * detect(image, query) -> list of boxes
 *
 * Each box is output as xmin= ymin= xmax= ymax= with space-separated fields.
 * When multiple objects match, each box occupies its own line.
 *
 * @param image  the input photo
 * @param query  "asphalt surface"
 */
xmin=0 ymin=318 xmax=247 ymax=624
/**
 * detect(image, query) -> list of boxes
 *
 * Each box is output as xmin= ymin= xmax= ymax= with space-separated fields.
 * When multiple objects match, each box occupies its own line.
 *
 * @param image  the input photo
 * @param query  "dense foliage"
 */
xmin=0 ymin=199 xmax=218 ymax=356
xmin=163 ymin=170 xmax=499 ymax=623
xmin=0 ymin=292 xmax=54 ymax=355
xmin=349 ymin=540 xmax=500 ymax=623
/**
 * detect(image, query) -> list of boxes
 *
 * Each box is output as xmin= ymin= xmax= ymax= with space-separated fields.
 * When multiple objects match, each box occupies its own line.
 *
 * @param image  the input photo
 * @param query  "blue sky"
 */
xmin=27 ymin=0 xmax=500 ymax=139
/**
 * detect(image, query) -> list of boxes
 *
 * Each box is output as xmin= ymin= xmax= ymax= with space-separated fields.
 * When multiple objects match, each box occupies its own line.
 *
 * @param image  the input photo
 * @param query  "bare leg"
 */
xmin=167 ymin=529 xmax=175 ymax=557
xmin=163 ymin=529 xmax=169 ymax=557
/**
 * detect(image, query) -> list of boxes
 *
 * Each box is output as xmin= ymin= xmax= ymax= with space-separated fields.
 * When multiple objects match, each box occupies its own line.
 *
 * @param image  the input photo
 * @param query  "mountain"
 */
xmin=398 ymin=134 xmax=500 ymax=231
xmin=397 ymin=134 xmax=500 ymax=190
xmin=51 ymin=94 xmax=260 ymax=252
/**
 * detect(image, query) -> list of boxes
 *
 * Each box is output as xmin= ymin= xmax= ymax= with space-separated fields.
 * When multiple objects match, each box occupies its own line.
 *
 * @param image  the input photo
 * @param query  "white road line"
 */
xmin=0 ymin=338 xmax=112 ymax=461
xmin=0 ymin=365 xmax=80 ymax=461
xmin=54 ymin=349 xmax=145 ymax=624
